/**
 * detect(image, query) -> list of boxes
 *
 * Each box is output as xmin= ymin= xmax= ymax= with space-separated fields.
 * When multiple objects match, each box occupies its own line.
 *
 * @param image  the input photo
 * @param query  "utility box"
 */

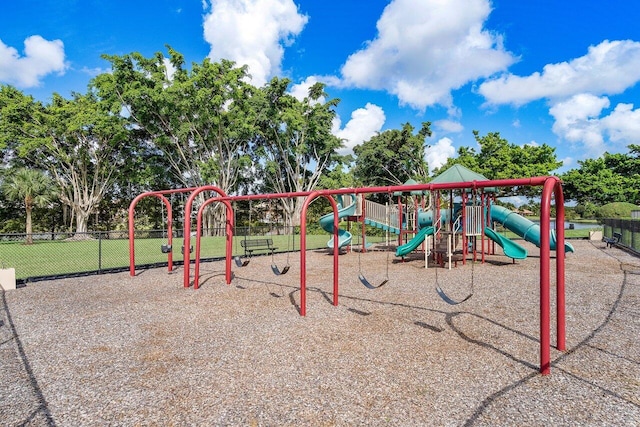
xmin=0 ymin=268 xmax=16 ymax=291
xmin=589 ymin=230 xmax=603 ymax=241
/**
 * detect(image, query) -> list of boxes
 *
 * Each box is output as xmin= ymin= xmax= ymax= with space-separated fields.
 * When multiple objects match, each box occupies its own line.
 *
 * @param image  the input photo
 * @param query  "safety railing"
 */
xmin=364 ymin=199 xmax=400 ymax=230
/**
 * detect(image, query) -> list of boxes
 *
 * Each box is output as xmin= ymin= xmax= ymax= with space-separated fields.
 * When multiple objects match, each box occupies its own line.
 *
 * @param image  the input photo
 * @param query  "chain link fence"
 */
xmin=602 ymin=218 xmax=640 ymax=255
xmin=0 ymin=226 xmax=331 ymax=284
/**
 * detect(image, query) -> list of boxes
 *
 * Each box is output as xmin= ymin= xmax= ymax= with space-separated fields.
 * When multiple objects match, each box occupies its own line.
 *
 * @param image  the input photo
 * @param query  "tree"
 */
xmin=21 ymin=93 xmax=128 ymax=235
xmin=254 ymin=78 xmax=344 ymax=226
xmin=561 ymin=146 xmax=640 ymax=205
xmin=97 ymin=49 xmax=257 ymax=232
xmin=434 ymin=130 xmax=562 ymax=196
xmin=2 ymin=168 xmax=56 ymax=244
xmin=353 ymin=122 xmax=431 ymax=202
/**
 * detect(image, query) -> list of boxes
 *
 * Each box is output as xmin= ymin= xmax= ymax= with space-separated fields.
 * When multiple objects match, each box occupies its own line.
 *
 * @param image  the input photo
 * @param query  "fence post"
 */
xmin=98 ymin=232 xmax=103 ymax=274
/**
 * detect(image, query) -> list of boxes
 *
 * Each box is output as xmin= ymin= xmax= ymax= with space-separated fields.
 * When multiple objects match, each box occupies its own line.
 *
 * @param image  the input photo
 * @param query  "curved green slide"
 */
xmin=490 ymin=205 xmax=575 ymax=253
xmin=484 ymin=227 xmax=528 ymax=259
xmin=320 ymin=195 xmax=357 ymax=249
xmin=395 ymin=226 xmax=435 ymax=257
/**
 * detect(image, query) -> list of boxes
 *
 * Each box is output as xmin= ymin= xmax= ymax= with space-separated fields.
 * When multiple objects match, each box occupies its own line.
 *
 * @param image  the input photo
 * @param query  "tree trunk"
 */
xmin=25 ymin=204 xmax=34 ymax=245
xmin=74 ymin=212 xmax=90 ymax=238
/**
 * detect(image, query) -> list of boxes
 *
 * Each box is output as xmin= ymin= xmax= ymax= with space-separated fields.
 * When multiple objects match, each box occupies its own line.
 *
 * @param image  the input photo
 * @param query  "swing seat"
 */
xmin=160 ymin=244 xmax=172 ymax=254
xmin=358 ymin=274 xmax=388 ymax=290
xmin=436 ymin=286 xmax=473 ymax=305
xmin=235 ymin=256 xmax=250 ymax=267
xmin=271 ymin=264 xmax=290 ymax=275
xmin=181 ymin=245 xmax=193 ymax=255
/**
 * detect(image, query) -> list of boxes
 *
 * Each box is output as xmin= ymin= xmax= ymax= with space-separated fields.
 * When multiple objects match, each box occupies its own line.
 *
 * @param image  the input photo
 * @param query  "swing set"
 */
xmin=129 ymin=176 xmax=567 ymax=375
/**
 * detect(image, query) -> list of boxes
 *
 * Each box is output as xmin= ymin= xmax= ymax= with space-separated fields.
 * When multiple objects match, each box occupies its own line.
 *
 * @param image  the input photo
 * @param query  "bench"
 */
xmin=241 ymin=238 xmax=277 ymax=257
xmin=603 ymin=232 xmax=622 ymax=248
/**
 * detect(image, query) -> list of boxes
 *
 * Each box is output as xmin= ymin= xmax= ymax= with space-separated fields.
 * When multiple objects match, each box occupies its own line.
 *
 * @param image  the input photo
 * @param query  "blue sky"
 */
xmin=2 ymin=0 xmax=640 ymax=174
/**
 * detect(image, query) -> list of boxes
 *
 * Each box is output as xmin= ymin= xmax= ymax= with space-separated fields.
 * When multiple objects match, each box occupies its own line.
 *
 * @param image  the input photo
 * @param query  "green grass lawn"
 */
xmin=0 ymin=225 xmax=595 ymax=281
xmin=0 ymin=234 xmax=333 ymax=281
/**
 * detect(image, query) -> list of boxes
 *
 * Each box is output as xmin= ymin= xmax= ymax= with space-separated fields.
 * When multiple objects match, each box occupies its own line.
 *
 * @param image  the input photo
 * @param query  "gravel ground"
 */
xmin=1 ymin=239 xmax=639 ymax=426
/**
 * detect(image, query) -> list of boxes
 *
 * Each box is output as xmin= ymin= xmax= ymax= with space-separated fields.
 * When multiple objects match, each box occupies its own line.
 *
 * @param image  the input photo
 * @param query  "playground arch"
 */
xmin=129 ymin=176 xmax=566 ymax=375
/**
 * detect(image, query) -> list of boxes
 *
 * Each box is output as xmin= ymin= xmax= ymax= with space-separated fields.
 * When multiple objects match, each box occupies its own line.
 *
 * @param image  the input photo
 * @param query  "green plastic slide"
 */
xmin=319 ymin=195 xmax=357 ymax=249
xmin=490 ymin=205 xmax=575 ymax=253
xmin=395 ymin=226 xmax=435 ymax=257
xmin=483 ymin=227 xmax=528 ymax=260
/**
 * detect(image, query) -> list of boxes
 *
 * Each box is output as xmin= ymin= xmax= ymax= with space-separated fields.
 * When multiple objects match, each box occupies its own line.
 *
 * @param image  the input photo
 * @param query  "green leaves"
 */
xmin=561 ymin=147 xmax=640 ymax=205
xmin=353 ymin=122 xmax=431 ymax=189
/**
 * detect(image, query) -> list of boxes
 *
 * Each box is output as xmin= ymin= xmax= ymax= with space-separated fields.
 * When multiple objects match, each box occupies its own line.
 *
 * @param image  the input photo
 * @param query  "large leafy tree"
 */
xmin=2 ymin=168 xmax=56 ymax=244
xmin=437 ymin=130 xmax=562 ymax=179
xmin=254 ymin=78 xmax=344 ymax=226
xmin=435 ymin=130 xmax=562 ymax=196
xmin=353 ymin=122 xmax=431 ymax=202
xmin=0 ymin=86 xmax=130 ymax=235
xmin=561 ymin=145 xmax=640 ymax=205
xmin=97 ymin=49 xmax=256 ymax=232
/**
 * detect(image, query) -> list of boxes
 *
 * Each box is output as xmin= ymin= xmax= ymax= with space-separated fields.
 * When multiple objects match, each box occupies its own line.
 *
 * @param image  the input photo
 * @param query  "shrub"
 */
xmin=596 ymin=202 xmax=638 ymax=220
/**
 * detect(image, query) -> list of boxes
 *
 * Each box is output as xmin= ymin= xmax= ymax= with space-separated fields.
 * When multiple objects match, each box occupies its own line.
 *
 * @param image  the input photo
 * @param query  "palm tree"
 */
xmin=2 ymin=168 xmax=57 ymax=244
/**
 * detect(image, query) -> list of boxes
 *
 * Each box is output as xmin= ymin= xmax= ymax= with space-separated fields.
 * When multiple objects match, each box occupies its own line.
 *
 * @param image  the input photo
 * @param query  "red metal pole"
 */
xmin=539 ymin=178 xmax=555 ymax=375
xmin=183 ymin=185 xmax=228 ymax=288
xmin=331 ymin=196 xmax=340 ymax=307
xmin=480 ymin=191 xmax=485 ymax=264
xmin=397 ymin=196 xmax=403 ymax=247
xmin=193 ymin=198 xmax=234 ymax=290
xmin=554 ymin=181 xmax=566 ymax=351
xmin=462 ymin=190 xmax=467 ymax=265
xmin=128 ymin=192 xmax=173 ymax=276
xmin=300 ymin=192 xmax=339 ymax=316
xmin=361 ymin=196 xmax=367 ymax=253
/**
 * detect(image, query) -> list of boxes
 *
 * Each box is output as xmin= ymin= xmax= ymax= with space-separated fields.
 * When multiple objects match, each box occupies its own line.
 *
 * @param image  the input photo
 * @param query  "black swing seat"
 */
xmin=436 ymin=286 xmax=473 ymax=305
xmin=160 ymin=244 xmax=172 ymax=254
xmin=271 ymin=264 xmax=290 ymax=275
xmin=235 ymin=256 xmax=250 ymax=267
xmin=358 ymin=274 xmax=388 ymax=290
xmin=181 ymin=245 xmax=193 ymax=254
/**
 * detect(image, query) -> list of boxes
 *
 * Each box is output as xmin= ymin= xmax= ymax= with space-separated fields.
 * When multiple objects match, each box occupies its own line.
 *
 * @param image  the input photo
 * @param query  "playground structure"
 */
xmin=316 ymin=171 xmax=574 ymax=270
xmin=128 ymin=176 xmax=567 ymax=375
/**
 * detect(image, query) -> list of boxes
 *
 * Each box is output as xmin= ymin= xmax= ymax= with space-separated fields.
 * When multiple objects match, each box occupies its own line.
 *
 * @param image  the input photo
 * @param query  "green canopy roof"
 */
xmin=430 ymin=164 xmax=496 ymax=192
xmin=393 ymin=178 xmax=429 ymax=196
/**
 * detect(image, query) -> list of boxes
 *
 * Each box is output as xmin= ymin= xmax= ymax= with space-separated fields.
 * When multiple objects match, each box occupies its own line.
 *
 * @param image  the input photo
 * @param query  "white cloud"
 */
xmin=332 ymin=103 xmax=386 ymax=155
xmin=479 ymin=40 xmax=640 ymax=106
xmin=338 ymin=0 xmax=515 ymax=110
xmin=426 ymin=137 xmax=456 ymax=173
xmin=549 ymin=93 xmax=640 ymax=156
xmin=162 ymin=58 xmax=177 ymax=81
xmin=434 ymin=119 xmax=464 ymax=134
xmin=202 ymin=0 xmax=308 ymax=87
xmin=601 ymin=103 xmax=640 ymax=144
xmin=561 ymin=157 xmax=574 ymax=169
xmin=0 ymin=35 xmax=67 ymax=88
xmin=498 ymin=195 xmax=528 ymax=207
xmin=80 ymin=66 xmax=110 ymax=77
xmin=289 ymin=76 xmax=319 ymax=101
